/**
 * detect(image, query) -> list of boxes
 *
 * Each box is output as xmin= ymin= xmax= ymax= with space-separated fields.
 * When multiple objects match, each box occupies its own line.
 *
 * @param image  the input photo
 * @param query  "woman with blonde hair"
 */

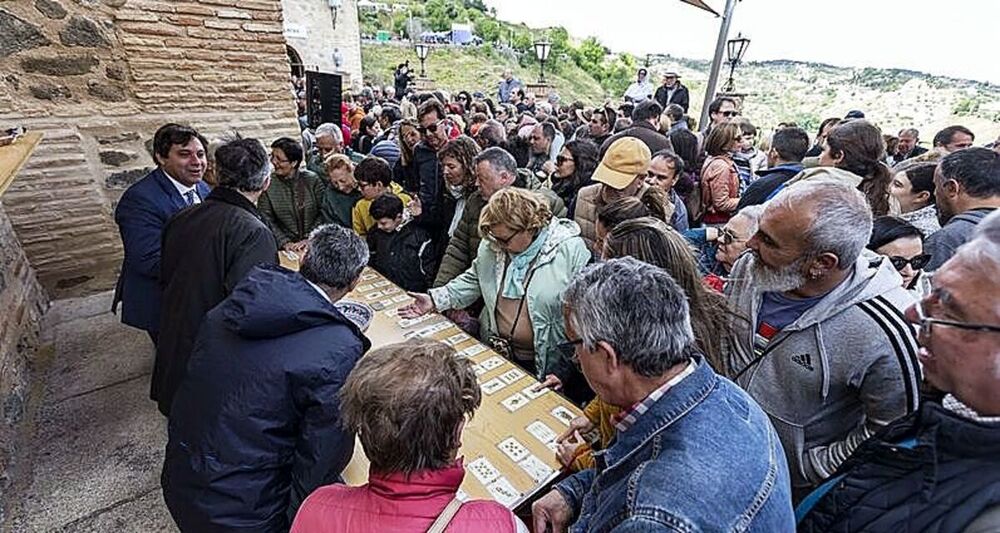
xmin=392 ymin=119 xmax=422 ymax=192
xmin=401 ymin=188 xmax=592 ymax=402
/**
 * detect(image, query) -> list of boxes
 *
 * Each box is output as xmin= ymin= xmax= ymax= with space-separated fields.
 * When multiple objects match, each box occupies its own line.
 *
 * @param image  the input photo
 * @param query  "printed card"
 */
xmin=372 ymin=280 xmax=391 ymax=288
xmin=472 ymin=364 xmax=487 ymax=376
xmin=526 ymin=421 xmax=558 ymax=444
xmin=479 ymin=356 xmax=504 ymax=371
xmin=462 ymin=344 xmax=487 ymax=357
xmin=370 ymin=300 xmax=386 ymax=311
xmin=486 ymin=477 xmax=521 ymax=507
xmin=360 ymin=273 xmax=377 ymax=281
xmin=391 ymin=294 xmax=411 ymax=303
xmin=444 ymin=332 xmax=472 ymax=347
xmin=497 ymin=437 xmax=529 ymax=462
xmin=518 ymin=455 xmax=554 ymax=483
xmin=480 ymin=378 xmax=506 ymax=395
xmin=364 ymin=291 xmax=384 ymax=301
xmin=498 ymin=368 xmax=526 ymax=385
xmin=521 ymin=383 xmax=549 ymax=400
xmin=398 ymin=314 xmax=434 ymax=328
xmin=550 ymin=405 xmax=576 ymax=426
xmin=501 ymin=392 xmax=529 ymax=412
xmin=467 ymin=457 xmax=500 ymax=485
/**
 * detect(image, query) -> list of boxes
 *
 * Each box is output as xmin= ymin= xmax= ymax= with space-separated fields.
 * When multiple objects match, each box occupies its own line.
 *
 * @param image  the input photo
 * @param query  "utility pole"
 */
xmin=698 ymin=0 xmax=738 ymax=132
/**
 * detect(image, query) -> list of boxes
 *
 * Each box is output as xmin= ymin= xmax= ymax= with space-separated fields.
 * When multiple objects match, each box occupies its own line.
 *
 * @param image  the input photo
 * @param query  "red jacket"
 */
xmin=290 ymin=461 xmax=521 ymax=533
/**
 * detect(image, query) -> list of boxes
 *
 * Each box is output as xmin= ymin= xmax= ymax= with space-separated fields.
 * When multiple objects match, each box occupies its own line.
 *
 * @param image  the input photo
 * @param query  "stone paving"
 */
xmin=3 ymin=291 xmax=176 ymax=532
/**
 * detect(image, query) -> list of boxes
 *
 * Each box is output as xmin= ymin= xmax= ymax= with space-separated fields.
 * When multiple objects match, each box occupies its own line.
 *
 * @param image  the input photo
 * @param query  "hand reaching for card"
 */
xmin=555 ymin=430 xmax=588 ymax=468
xmin=533 ymin=373 xmax=563 ymax=392
xmin=557 ymin=416 xmax=595 ymax=444
xmin=398 ymin=292 xmax=434 ymax=318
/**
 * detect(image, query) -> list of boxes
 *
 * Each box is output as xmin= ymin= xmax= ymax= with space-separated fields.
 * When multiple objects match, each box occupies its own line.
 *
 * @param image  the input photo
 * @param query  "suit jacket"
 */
xmin=113 ymin=168 xmax=210 ymax=333
xmin=654 ymin=82 xmax=691 ymax=112
xmin=153 ymin=187 xmax=277 ymax=416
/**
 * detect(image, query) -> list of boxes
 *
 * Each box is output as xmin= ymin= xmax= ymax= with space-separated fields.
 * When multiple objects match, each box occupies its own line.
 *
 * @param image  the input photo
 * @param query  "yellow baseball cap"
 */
xmin=593 ymin=137 xmax=651 ymax=190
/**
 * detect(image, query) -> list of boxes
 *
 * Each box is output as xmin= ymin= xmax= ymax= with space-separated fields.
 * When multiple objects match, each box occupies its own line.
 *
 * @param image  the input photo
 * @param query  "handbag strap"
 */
xmin=426 ymin=497 xmax=464 ymax=533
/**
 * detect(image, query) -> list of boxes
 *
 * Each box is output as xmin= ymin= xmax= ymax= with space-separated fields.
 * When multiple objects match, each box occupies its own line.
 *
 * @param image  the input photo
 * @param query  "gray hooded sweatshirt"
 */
xmin=725 ymin=251 xmax=921 ymax=491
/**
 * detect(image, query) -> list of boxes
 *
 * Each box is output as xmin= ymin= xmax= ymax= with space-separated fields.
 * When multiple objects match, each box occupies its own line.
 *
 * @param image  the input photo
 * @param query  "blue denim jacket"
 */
xmin=555 ymin=359 xmax=795 ymax=532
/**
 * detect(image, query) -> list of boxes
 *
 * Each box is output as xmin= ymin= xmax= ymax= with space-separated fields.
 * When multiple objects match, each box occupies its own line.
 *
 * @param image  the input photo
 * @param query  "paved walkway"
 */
xmin=4 ymin=292 xmax=176 ymax=532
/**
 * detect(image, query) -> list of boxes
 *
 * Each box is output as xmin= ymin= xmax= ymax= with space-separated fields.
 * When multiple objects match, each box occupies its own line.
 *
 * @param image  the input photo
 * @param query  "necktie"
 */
xmin=184 ymin=190 xmax=197 ymax=206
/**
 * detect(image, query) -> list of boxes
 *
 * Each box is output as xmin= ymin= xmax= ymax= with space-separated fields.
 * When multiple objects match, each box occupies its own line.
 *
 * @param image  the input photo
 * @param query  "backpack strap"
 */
xmin=426 ymin=497 xmax=464 ymax=533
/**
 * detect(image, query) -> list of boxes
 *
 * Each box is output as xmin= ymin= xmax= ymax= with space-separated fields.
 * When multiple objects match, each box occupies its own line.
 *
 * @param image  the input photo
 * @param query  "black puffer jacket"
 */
xmin=798 ymin=401 xmax=1000 ymax=532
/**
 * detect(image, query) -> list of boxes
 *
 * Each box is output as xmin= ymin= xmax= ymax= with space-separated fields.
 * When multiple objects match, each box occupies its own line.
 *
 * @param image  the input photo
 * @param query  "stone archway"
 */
xmin=287 ymin=45 xmax=305 ymax=79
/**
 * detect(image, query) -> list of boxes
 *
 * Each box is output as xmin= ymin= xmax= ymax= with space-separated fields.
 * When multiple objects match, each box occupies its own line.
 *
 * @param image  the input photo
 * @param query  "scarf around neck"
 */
xmin=502 ymin=226 xmax=549 ymax=299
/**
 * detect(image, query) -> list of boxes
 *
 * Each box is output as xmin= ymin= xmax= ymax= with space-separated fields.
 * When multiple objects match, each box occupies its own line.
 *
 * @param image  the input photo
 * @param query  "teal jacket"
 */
xmin=429 ymin=218 xmax=590 ymax=380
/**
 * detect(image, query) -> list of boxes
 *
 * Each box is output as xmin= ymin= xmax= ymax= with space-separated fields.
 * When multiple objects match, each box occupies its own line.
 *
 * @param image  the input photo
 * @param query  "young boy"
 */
xmin=367 ymin=194 xmax=434 ymax=292
xmin=351 ymin=156 xmax=411 ymax=236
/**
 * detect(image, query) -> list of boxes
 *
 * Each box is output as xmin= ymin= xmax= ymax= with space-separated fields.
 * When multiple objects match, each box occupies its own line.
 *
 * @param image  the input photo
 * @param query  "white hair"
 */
xmin=734 ymin=204 xmax=765 ymax=236
xmin=768 ymin=179 xmax=873 ymax=268
xmin=315 ymin=122 xmax=343 ymax=144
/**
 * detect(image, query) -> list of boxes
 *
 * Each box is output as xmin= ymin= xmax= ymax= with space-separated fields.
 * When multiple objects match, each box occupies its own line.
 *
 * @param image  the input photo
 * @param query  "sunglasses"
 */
xmin=722 ymin=110 xmax=741 ymax=118
xmin=718 ymin=228 xmax=745 ymax=246
xmin=889 ymin=254 xmax=931 ymax=271
xmin=557 ymin=338 xmax=584 ymax=368
xmin=556 ymin=155 xmax=574 ymax=165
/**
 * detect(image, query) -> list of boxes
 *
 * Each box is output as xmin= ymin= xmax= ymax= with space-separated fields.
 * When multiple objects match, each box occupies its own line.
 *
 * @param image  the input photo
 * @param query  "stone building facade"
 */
xmin=0 ymin=0 xmax=302 ymax=299
xmin=281 ymin=0 xmax=363 ymax=89
xmin=0 ymin=203 xmax=46 ymax=502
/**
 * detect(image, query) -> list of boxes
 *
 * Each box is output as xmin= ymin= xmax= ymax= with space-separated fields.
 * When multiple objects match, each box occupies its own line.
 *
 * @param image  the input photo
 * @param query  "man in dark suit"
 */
xmin=112 ymin=124 xmax=210 ymax=344
xmin=890 ymin=127 xmax=929 ymax=165
xmin=153 ymin=135 xmax=278 ymax=416
xmin=654 ymin=71 xmax=690 ymax=113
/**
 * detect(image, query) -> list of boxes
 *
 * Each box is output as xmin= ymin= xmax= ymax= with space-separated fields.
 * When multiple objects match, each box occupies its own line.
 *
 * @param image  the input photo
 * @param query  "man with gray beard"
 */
xmin=725 ymin=179 xmax=922 ymax=502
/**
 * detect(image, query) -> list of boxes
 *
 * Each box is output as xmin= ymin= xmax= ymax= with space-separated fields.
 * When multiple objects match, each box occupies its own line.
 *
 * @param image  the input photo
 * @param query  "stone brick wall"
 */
xmin=282 ymin=0 xmax=363 ymax=89
xmin=0 ymin=203 xmax=47 ymax=501
xmin=0 ymin=0 xmax=301 ymax=298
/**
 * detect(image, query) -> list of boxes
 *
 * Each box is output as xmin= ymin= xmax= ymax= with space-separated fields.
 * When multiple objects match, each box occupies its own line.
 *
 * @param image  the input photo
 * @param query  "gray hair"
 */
xmin=473 ymin=146 xmax=516 ymax=177
xmin=769 ymin=179 xmax=872 ymax=268
xmin=315 ymin=122 xmax=343 ymax=144
xmin=562 ymin=257 xmax=695 ymax=377
xmin=301 ymin=224 xmax=369 ymax=289
xmin=898 ymin=128 xmax=919 ymax=139
xmin=734 ymin=204 xmax=765 ymax=236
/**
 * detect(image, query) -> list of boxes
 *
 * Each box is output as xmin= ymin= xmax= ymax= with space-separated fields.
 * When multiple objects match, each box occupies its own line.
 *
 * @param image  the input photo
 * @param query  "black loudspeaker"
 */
xmin=305 ymin=70 xmax=343 ymax=129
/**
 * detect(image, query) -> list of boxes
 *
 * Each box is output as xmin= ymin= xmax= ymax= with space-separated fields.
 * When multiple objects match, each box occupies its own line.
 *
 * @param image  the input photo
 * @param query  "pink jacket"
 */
xmin=290 ymin=461 xmax=521 ymax=533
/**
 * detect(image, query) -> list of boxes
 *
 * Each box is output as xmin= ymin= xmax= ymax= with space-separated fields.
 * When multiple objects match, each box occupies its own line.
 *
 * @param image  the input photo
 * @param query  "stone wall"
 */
xmin=282 ymin=0 xmax=363 ymax=89
xmin=0 ymin=0 xmax=301 ymax=298
xmin=0 ymin=202 xmax=47 ymax=502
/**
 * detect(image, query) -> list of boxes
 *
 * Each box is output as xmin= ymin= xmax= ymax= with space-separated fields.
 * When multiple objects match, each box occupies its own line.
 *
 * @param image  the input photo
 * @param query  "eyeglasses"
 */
xmin=269 ymin=154 xmax=290 ymax=164
xmin=557 ymin=338 xmax=585 ymax=368
xmin=556 ymin=155 xmax=574 ymax=166
xmin=487 ymin=227 xmax=523 ymax=246
xmin=722 ymin=110 xmax=741 ymax=118
xmin=888 ymin=254 xmax=931 ymax=271
xmin=913 ymin=298 xmax=1000 ymax=339
xmin=417 ymin=122 xmax=438 ymax=135
xmin=718 ymin=228 xmax=745 ymax=246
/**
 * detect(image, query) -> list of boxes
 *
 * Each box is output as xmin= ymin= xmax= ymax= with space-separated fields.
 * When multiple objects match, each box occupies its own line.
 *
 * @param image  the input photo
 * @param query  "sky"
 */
xmin=484 ymin=0 xmax=999 ymax=85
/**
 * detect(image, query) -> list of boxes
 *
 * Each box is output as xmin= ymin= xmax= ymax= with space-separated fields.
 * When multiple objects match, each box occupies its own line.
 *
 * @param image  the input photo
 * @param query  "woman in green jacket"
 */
xmin=259 ymin=137 xmax=326 ymax=253
xmin=401 ymin=188 xmax=592 ymax=401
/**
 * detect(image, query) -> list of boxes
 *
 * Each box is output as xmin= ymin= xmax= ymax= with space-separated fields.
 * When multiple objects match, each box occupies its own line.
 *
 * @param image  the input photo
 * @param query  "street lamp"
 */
xmin=414 ymin=42 xmax=430 ymax=77
xmin=533 ymin=40 xmax=552 ymax=83
xmin=722 ymin=33 xmax=750 ymax=93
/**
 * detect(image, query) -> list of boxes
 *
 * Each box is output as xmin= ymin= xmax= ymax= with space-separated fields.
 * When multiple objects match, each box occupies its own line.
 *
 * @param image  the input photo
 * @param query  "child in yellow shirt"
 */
xmin=351 ymin=156 xmax=412 ymax=236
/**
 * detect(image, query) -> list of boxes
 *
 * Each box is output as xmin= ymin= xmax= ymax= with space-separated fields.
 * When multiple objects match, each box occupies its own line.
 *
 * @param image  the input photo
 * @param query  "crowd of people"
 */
xmin=109 ymin=64 xmax=1000 ymax=532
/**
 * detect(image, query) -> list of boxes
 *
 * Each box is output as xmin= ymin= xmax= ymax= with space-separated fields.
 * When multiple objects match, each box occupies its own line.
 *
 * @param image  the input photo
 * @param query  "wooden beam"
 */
xmin=0 ymin=132 xmax=44 ymax=198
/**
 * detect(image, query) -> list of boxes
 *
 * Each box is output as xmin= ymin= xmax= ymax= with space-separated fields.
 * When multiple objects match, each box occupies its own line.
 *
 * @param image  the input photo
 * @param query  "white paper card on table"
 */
xmin=391 ymin=294 xmax=411 ymax=303
xmin=526 ymin=421 xmax=558 ymax=444
xmin=518 ymin=454 xmax=554 ymax=483
xmin=383 ymin=309 xmax=400 ymax=318
xmin=364 ymin=291 xmax=384 ymax=301
xmin=551 ymin=405 xmax=576 ymax=426
xmin=497 ymin=437 xmax=529 ymax=462
xmin=479 ymin=356 xmax=504 ymax=371
xmin=467 ymin=457 xmax=501 ymax=485
xmin=360 ymin=273 xmax=377 ymax=281
xmin=462 ymin=344 xmax=487 ymax=357
xmin=356 ymin=283 xmax=374 ymax=292
xmin=501 ymin=392 xmax=529 ymax=412
xmin=372 ymin=280 xmax=391 ymax=288
xmin=498 ymin=368 xmax=526 ymax=385
xmin=378 ymin=298 xmax=394 ymax=308
xmin=444 ymin=332 xmax=471 ymax=346
xmin=521 ymin=383 xmax=548 ymax=399
xmin=381 ymin=286 xmax=401 ymax=295
xmin=480 ymin=378 xmax=506 ymax=395
xmin=398 ymin=314 xmax=433 ymax=328
xmin=486 ymin=477 xmax=521 ymax=507
xmin=545 ymin=440 xmax=559 ymax=452
xmin=472 ymin=364 xmax=487 ymax=376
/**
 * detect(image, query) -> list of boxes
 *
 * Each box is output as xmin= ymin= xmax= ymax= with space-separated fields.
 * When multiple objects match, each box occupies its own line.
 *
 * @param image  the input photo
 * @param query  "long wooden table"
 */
xmin=0 ymin=131 xmax=43 ymax=197
xmin=279 ymin=252 xmax=582 ymax=508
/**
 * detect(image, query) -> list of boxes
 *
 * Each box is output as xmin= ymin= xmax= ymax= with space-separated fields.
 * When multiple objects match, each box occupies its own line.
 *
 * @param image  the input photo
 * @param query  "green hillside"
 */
xmin=362 ymin=43 xmax=607 ymax=103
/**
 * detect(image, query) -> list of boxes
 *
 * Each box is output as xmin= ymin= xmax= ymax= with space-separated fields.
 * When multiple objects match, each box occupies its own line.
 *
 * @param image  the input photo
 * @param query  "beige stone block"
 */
xmin=203 ymin=19 xmax=241 ymax=30
xmin=118 ymin=22 xmax=186 ymax=37
xmin=114 ymin=11 xmax=161 ymax=23
xmin=241 ymin=22 xmax=281 ymax=33
xmin=216 ymin=8 xmax=252 ymax=19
